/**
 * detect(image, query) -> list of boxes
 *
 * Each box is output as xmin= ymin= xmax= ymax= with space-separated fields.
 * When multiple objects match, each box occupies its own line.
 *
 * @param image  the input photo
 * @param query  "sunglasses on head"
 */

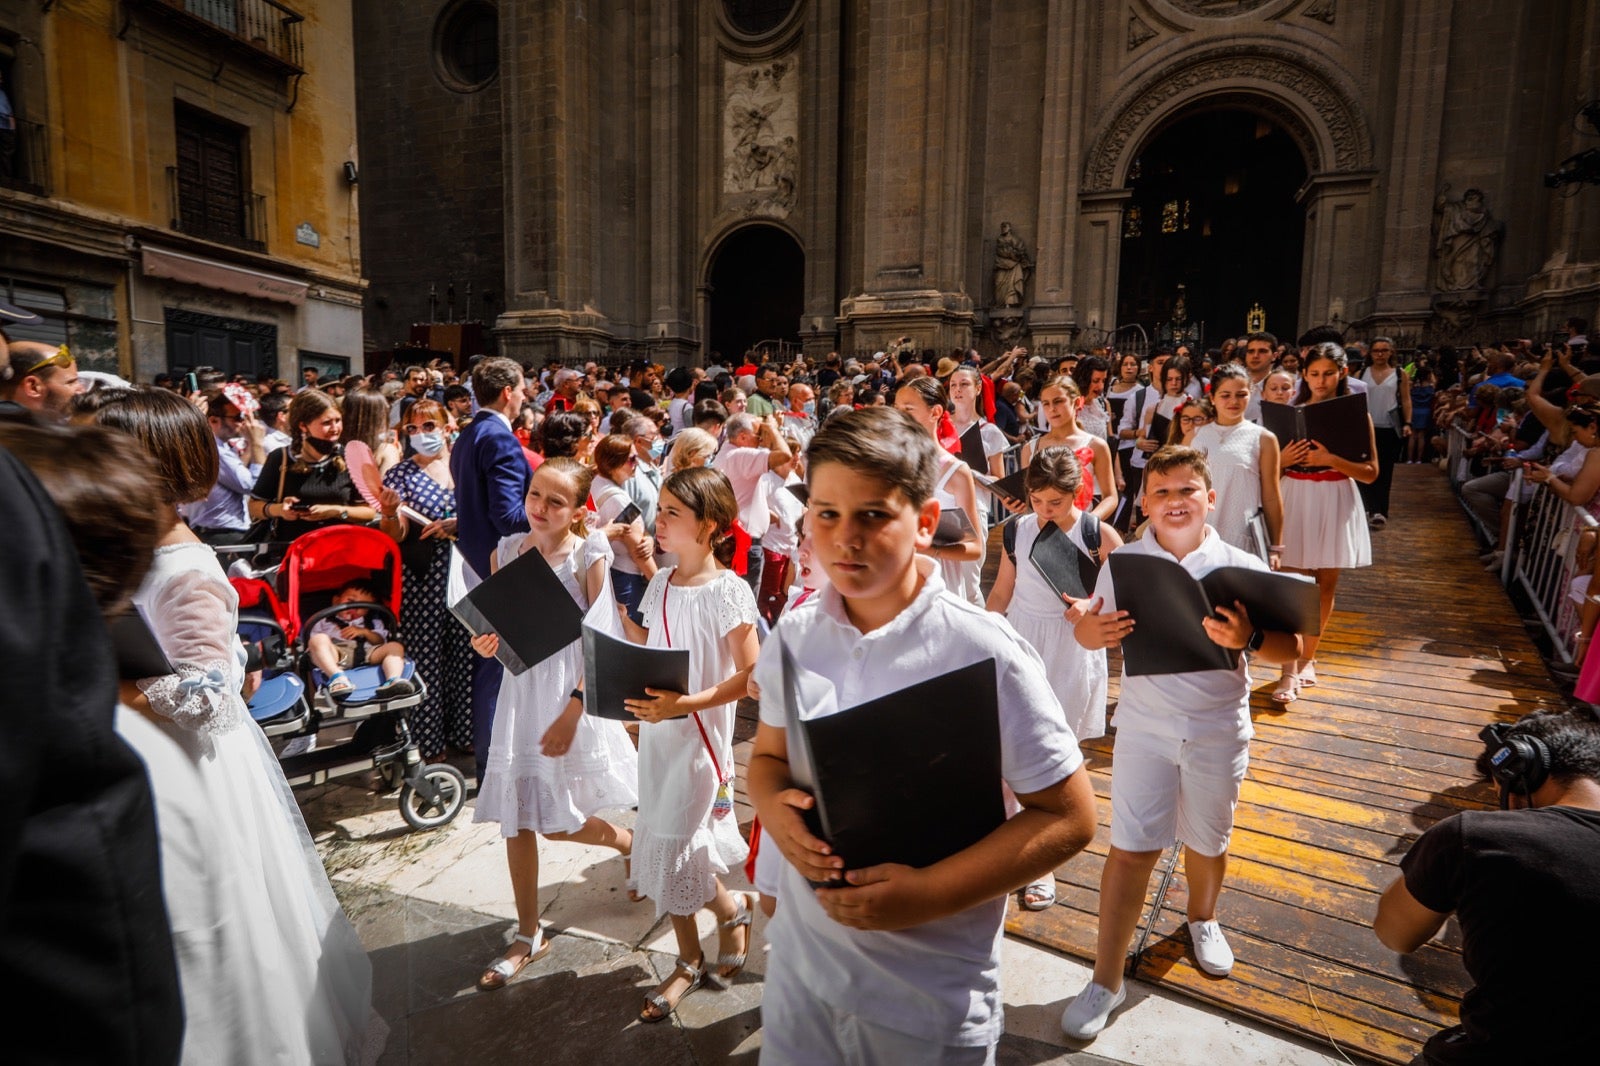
xmin=22 ymin=345 xmax=73 ymax=374
xmin=404 ymin=421 xmax=441 ymax=435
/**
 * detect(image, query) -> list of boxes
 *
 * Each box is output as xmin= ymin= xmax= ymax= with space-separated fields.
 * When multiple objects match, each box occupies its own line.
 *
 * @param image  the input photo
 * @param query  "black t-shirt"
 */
xmin=1402 ymin=805 xmax=1600 ymax=1064
xmin=252 ymin=446 xmax=362 ymax=541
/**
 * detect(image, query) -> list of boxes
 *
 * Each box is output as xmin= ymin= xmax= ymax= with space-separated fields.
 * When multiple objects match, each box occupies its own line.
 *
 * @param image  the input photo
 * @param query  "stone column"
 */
xmin=1369 ymin=0 xmax=1454 ymax=333
xmin=646 ymin=2 xmax=696 ymax=365
xmin=1299 ymin=172 xmax=1378 ymax=331
xmin=1074 ymin=190 xmax=1130 ymax=343
xmin=495 ymin=0 xmax=612 ymax=364
xmin=1028 ymin=0 xmax=1089 ymax=353
xmin=798 ymin=0 xmax=843 ymax=360
xmin=837 ymin=0 xmax=976 ymax=354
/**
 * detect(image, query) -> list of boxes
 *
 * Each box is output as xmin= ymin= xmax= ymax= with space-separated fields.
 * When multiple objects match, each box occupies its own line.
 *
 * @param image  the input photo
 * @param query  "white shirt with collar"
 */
xmin=753 ymin=558 xmax=1083 ymax=1047
xmin=1091 ymin=525 xmax=1272 ymax=743
xmin=713 ymin=442 xmax=772 ymax=538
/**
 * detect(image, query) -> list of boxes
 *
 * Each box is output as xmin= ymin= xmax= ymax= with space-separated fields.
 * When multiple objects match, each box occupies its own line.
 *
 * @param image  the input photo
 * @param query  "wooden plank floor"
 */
xmin=1001 ymin=463 xmax=1571 ymax=1065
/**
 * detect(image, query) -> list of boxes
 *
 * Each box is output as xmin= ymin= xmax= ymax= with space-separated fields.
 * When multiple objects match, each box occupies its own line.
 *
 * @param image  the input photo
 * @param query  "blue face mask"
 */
xmin=649 ymin=438 xmax=666 ymax=460
xmin=411 ymin=431 xmax=445 ymax=456
xmin=803 ymin=401 xmax=816 ymax=417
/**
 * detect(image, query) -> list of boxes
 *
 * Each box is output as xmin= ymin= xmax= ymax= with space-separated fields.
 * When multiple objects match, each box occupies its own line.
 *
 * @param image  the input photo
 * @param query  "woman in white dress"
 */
xmin=894 ymin=376 xmax=987 ymax=605
xmin=1191 ymin=364 xmax=1284 ymax=559
xmin=619 ymin=467 xmax=760 ymax=1023
xmin=469 ymin=458 xmax=640 ymax=991
xmin=95 ymin=389 xmax=380 ymax=1065
xmin=1274 ymin=344 xmax=1379 ymax=703
xmin=948 ymin=367 xmax=1010 ymax=479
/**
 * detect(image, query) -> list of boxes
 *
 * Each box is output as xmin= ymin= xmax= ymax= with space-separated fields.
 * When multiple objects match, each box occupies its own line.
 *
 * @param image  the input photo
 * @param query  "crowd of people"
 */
xmin=3 ymin=296 xmax=1597 ymax=1066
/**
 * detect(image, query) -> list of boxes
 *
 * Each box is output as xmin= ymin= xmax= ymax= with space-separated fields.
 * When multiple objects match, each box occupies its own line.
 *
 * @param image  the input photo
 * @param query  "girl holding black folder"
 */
xmin=1191 ymin=365 xmax=1283 ymax=559
xmin=469 ymin=458 xmax=641 ymax=992
xmin=1273 ymin=343 xmax=1378 ymax=702
xmin=619 ymin=467 xmax=760 ymax=1022
xmin=894 ymin=377 xmax=987 ymax=605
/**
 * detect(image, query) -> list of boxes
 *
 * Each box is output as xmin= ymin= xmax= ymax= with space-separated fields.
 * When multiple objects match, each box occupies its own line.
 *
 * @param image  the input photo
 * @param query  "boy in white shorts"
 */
xmin=748 ymin=407 xmax=1098 ymax=1064
xmin=1063 ymin=445 xmax=1303 ymax=1040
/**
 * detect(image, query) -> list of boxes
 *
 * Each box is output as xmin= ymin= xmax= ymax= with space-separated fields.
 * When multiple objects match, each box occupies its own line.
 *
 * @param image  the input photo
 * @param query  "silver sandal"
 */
xmin=714 ymin=891 xmax=758 ymax=984
xmin=640 ymin=956 xmax=705 ymax=1022
xmin=477 ymin=929 xmax=550 ymax=992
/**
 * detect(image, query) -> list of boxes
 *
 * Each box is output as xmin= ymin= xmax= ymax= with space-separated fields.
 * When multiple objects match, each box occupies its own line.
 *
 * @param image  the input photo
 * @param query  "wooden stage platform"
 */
xmin=1002 ymin=463 xmax=1571 ymax=1064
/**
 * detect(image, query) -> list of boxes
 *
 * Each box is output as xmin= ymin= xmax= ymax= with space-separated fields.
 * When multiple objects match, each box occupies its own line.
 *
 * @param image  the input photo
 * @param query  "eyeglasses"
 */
xmin=22 ymin=345 xmax=73 ymax=374
xmin=403 ymin=421 xmax=441 ymax=435
xmin=1179 ymin=415 xmax=1210 ymax=426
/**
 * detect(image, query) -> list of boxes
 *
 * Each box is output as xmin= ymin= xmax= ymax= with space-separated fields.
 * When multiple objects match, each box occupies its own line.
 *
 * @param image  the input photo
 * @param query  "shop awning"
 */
xmin=141 ymin=246 xmax=308 ymax=306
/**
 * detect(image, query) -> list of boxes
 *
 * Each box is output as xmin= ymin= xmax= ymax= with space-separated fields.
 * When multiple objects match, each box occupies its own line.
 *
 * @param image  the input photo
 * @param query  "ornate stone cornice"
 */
xmin=1083 ymin=42 xmax=1372 ymax=191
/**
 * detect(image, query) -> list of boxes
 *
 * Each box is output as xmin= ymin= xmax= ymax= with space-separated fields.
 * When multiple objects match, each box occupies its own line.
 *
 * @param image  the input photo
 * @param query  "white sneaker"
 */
xmin=1059 ymin=980 xmax=1127 ymax=1040
xmin=1189 ymin=919 xmax=1234 ymax=976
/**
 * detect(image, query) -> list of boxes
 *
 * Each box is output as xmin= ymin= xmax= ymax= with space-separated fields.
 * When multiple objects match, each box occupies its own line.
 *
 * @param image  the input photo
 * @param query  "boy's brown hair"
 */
xmin=804 ymin=406 xmax=939 ymax=506
xmin=1143 ymin=444 xmax=1213 ymax=489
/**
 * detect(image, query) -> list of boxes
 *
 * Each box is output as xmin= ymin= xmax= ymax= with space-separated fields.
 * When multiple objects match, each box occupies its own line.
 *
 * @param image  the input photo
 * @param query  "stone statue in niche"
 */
xmin=1432 ymin=186 xmax=1502 ymax=294
xmin=992 ymin=222 xmax=1033 ymax=308
xmin=724 ymin=58 xmax=799 ymax=210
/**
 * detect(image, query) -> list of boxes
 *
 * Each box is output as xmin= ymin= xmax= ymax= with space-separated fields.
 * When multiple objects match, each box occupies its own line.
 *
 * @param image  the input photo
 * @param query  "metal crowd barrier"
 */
xmin=1501 ymin=470 xmax=1600 ymax=665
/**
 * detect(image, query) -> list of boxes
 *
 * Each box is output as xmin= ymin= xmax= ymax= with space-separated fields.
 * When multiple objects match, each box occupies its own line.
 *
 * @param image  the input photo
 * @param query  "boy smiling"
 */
xmin=748 ymin=407 xmax=1097 ymax=1065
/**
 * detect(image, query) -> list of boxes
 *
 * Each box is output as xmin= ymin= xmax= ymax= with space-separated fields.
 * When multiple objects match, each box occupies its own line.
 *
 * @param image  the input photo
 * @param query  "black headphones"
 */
xmin=1479 ymin=722 xmax=1553 ymax=809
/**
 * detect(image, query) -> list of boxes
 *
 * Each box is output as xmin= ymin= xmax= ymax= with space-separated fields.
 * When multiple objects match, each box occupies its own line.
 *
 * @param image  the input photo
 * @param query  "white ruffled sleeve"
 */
xmin=583 ymin=528 xmax=616 ymax=567
xmin=135 ymin=567 xmax=245 ymax=736
xmin=715 ymin=572 xmax=759 ymax=637
xmin=638 ymin=569 xmax=673 ymax=631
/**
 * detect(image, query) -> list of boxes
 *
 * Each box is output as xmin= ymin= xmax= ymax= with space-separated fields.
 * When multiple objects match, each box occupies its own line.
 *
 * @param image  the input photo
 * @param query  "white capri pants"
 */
xmin=1109 ymin=729 xmax=1249 ymax=856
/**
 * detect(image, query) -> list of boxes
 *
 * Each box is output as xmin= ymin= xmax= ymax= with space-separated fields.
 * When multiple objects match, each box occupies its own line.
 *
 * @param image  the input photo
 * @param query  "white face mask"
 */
xmin=411 ymin=431 xmax=445 ymax=456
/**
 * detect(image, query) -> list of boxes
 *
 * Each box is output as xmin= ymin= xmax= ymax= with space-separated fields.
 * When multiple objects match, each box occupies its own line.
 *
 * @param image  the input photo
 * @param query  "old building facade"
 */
xmin=0 ymin=0 xmax=365 ymax=381
xmin=356 ymin=0 xmax=1600 ymax=366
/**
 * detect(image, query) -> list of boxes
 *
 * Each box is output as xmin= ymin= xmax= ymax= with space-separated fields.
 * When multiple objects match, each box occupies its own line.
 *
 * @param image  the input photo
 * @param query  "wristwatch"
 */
xmin=339 ymin=508 xmax=349 ymax=521
xmin=1246 ymin=628 xmax=1266 ymax=653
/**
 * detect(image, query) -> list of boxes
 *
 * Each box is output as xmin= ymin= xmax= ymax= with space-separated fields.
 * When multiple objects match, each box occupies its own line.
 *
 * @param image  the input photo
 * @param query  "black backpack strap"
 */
xmin=1077 ymin=511 xmax=1103 ymax=594
xmin=1002 ymin=520 xmax=1018 ymax=565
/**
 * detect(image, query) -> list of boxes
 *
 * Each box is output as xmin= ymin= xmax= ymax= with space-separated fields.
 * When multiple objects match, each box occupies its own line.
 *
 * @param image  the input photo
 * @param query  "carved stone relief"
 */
xmin=1164 ymin=0 xmax=1275 ymax=15
xmin=1303 ymin=0 xmax=1336 ymax=25
xmin=723 ymin=57 xmax=799 ymax=215
xmin=1431 ymin=185 xmax=1503 ymax=326
xmin=1128 ymin=13 xmax=1157 ymax=50
xmin=1083 ymin=44 xmax=1372 ymax=191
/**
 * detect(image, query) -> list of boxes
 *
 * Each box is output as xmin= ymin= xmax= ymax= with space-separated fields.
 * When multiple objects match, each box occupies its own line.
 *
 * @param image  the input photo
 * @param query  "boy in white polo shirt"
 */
xmin=1062 ymin=445 xmax=1302 ymax=1039
xmin=748 ymin=406 xmax=1098 ymax=1065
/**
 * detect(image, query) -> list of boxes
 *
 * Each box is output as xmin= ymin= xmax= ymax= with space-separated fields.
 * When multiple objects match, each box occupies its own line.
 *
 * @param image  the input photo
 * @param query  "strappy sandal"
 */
xmin=622 ymin=854 xmax=644 ymax=904
xmin=477 ymin=930 xmax=551 ymax=992
xmin=1297 ymin=659 xmax=1318 ymax=688
xmin=327 ymin=671 xmax=355 ymax=700
xmin=640 ymin=956 xmax=705 ymax=1023
xmin=1271 ymin=665 xmax=1298 ymax=704
xmin=1019 ymin=877 xmax=1057 ymax=911
xmin=714 ymin=891 xmax=758 ymax=984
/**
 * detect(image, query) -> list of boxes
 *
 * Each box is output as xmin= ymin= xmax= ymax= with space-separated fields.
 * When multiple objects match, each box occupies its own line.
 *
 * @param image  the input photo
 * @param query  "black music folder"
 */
xmin=975 ymin=468 xmax=1028 ymax=505
xmin=582 ymin=626 xmax=690 ymax=721
xmin=1108 ymin=552 xmax=1321 ymax=676
xmin=1260 ymin=393 xmax=1372 ymax=462
xmin=1030 ymin=521 xmax=1097 ymax=601
xmin=959 ymin=423 xmax=988 ymax=472
xmin=778 ymin=643 xmax=1005 ymax=876
xmin=1147 ymin=412 xmax=1172 ymax=446
xmin=1244 ymin=508 xmax=1271 ymax=564
xmin=110 ymin=608 xmax=175 ymax=680
xmin=447 ymin=545 xmax=583 ymax=676
xmin=932 ymin=502 xmax=977 ymax=547
xmin=785 ymin=482 xmax=810 ymax=506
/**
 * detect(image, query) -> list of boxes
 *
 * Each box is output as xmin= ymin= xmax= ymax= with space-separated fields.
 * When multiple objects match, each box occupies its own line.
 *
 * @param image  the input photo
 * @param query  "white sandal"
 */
xmin=1020 ymin=877 xmax=1057 ymax=911
xmin=714 ymin=891 xmax=758 ymax=983
xmin=477 ymin=929 xmax=550 ymax=991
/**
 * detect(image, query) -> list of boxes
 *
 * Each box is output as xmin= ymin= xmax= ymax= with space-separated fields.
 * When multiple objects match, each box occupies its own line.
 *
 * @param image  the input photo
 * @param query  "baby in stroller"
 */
xmin=307 ymin=580 xmax=416 ymax=701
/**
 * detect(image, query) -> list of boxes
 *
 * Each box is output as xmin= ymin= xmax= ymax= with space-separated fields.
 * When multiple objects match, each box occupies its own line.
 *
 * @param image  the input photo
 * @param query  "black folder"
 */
xmin=1108 ymin=552 xmax=1321 ymax=676
xmin=975 ymin=468 xmax=1028 ymax=505
xmin=785 ymin=482 xmax=810 ymax=506
xmin=932 ymin=502 xmax=977 ymax=547
xmin=110 ymin=608 xmax=175 ymax=680
xmin=779 ymin=642 xmax=1005 ymax=875
xmin=1260 ymin=393 xmax=1372 ymax=462
xmin=1244 ymin=508 xmax=1271 ymax=564
xmin=1030 ymin=521 xmax=1097 ymax=601
xmin=447 ymin=545 xmax=583 ymax=676
xmin=1147 ymin=412 xmax=1172 ymax=446
xmin=582 ymin=625 xmax=690 ymax=721
xmin=1108 ymin=394 xmax=1128 ymax=427
xmin=959 ymin=423 xmax=987 ymax=472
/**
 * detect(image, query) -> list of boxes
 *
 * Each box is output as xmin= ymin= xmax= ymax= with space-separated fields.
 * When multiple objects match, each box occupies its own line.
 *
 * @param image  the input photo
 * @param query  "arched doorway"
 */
xmin=1115 ymin=110 xmax=1308 ymax=345
xmin=706 ymin=225 xmax=803 ymax=363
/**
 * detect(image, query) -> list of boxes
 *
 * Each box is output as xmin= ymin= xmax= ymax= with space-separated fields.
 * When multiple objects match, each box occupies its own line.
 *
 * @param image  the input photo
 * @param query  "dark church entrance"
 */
xmin=1115 ymin=110 xmax=1308 ymax=347
xmin=706 ymin=224 xmax=803 ymax=363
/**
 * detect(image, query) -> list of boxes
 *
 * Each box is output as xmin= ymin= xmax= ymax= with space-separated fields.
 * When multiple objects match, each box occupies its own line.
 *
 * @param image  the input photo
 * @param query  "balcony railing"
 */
xmin=128 ymin=0 xmax=306 ymax=75
xmin=0 ymin=120 xmax=49 ymax=196
xmin=167 ymin=165 xmax=268 ymax=252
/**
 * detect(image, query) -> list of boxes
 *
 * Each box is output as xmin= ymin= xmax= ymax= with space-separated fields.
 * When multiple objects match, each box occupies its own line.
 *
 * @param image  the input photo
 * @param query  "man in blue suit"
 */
xmin=450 ymin=356 xmax=531 ymax=783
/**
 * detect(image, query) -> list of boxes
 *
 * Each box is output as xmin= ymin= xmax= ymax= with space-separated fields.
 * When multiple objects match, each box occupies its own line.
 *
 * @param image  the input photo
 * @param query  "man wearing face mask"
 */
xmin=184 ymin=389 xmax=268 ymax=546
xmin=614 ymin=411 xmax=664 ymax=536
xmin=779 ymin=381 xmax=818 ymax=445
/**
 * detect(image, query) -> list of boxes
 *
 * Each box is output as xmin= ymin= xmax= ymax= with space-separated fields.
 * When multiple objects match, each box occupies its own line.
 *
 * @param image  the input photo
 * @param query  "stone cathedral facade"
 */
xmin=355 ymin=0 xmax=1600 ymax=365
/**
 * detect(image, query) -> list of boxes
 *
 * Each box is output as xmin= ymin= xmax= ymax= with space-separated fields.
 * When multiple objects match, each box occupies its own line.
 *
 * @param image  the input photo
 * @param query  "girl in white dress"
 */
xmin=948 ymin=366 xmax=1010 ymax=479
xmin=619 ymin=467 xmax=760 ymax=1023
xmin=1030 ymin=375 xmax=1120 ymax=522
xmin=1191 ymin=364 xmax=1284 ymax=558
xmin=1274 ymin=344 xmax=1379 ymax=703
xmin=893 ymin=376 xmax=986 ymax=605
xmin=94 ymin=390 xmax=380 ymax=1065
xmin=469 ymin=458 xmax=640 ymax=990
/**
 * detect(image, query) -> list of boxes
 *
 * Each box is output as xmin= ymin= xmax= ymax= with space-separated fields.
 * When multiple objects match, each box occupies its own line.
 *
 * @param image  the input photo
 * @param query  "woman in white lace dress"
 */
xmin=467 ymin=458 xmax=639 ymax=991
xmin=619 ymin=467 xmax=759 ymax=1024
xmin=1191 ymin=364 xmax=1284 ymax=556
xmin=96 ymin=390 xmax=380 ymax=1065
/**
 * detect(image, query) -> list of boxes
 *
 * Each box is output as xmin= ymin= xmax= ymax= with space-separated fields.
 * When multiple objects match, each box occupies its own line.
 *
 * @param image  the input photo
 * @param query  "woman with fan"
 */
xmin=247 ymin=389 xmax=374 ymax=549
xmin=340 ymin=388 xmax=403 ymax=476
xmin=375 ymin=399 xmax=474 ymax=760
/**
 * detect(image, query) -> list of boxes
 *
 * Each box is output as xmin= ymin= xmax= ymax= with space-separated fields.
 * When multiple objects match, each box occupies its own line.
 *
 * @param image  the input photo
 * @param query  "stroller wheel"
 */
xmin=398 ymin=763 xmax=467 ymax=831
